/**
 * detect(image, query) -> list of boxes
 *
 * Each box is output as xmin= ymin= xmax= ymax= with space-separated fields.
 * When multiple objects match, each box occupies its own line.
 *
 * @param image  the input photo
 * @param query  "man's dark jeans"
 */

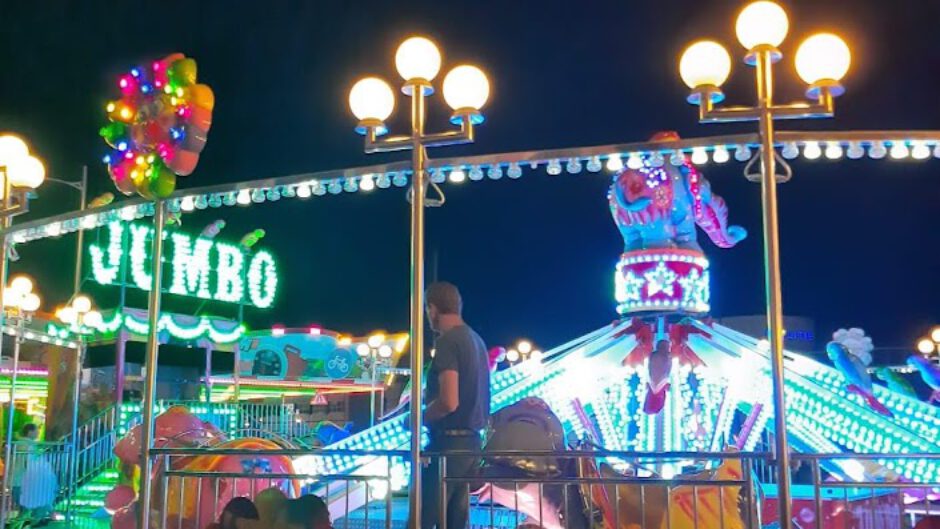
xmin=414 ymin=433 xmax=482 ymax=529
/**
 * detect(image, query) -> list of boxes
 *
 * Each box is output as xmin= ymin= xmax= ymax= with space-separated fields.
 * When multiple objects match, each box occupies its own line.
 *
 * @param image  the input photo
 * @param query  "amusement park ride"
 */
xmin=1 ymin=3 xmax=940 ymax=529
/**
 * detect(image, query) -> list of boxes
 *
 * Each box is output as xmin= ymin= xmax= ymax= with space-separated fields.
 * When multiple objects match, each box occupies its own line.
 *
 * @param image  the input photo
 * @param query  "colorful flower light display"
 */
xmin=615 ymin=249 xmax=710 ymax=314
xmin=100 ymin=53 xmax=214 ymax=199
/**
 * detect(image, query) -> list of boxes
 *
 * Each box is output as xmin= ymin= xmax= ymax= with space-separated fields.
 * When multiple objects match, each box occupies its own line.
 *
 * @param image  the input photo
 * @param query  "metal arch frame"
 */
xmin=3 ymin=129 xmax=940 ymax=245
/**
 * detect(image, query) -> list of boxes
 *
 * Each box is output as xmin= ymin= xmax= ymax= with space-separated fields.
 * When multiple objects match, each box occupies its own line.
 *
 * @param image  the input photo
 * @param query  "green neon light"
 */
xmin=89 ymin=221 xmax=278 ymax=309
xmin=247 ymin=250 xmax=277 ymax=308
xmin=46 ymin=312 xmax=244 ymax=345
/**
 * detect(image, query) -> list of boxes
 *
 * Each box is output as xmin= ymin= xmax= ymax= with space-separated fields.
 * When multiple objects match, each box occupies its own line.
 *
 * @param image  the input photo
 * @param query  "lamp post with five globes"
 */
xmin=357 ymin=333 xmax=395 ymax=426
xmin=55 ymin=294 xmax=102 ymax=524
xmin=0 ymin=136 xmax=45 ymax=528
xmin=348 ymin=36 xmax=490 ymax=527
xmin=678 ymin=1 xmax=852 ymax=523
xmin=916 ymin=327 xmax=940 ymax=361
xmin=0 ymin=275 xmax=41 ymax=527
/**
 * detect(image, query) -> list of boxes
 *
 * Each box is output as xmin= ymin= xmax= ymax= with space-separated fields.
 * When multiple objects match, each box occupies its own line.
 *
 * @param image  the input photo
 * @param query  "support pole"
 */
xmin=67 ymin=340 xmax=84 ymax=526
xmin=233 ymin=346 xmax=240 ymax=401
xmin=72 ymin=167 xmax=88 ymax=297
xmin=0 ymin=320 xmax=22 ymax=528
xmin=369 ymin=355 xmax=377 ymax=427
xmin=755 ymin=48 xmax=793 ymax=527
xmin=204 ymin=345 xmax=213 ymax=404
xmin=408 ymin=87 xmax=427 ymax=529
xmin=0 ymin=174 xmax=14 ymax=529
xmin=138 ymin=200 xmax=167 ymax=529
xmin=114 ymin=331 xmax=127 ymax=411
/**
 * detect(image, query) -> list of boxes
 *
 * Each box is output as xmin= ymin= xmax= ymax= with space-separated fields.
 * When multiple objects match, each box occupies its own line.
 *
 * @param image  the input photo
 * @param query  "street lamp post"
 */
xmin=348 ymin=36 xmax=490 ymax=527
xmin=916 ymin=327 xmax=940 ymax=362
xmin=505 ymin=339 xmax=542 ymax=366
xmin=45 ymin=167 xmax=91 ymax=296
xmin=678 ymin=2 xmax=852 ymax=524
xmin=0 ymin=276 xmax=41 ymax=527
xmin=357 ymin=333 xmax=394 ymax=426
xmin=55 ymin=294 xmax=103 ymax=525
xmin=0 ymin=136 xmax=44 ymax=528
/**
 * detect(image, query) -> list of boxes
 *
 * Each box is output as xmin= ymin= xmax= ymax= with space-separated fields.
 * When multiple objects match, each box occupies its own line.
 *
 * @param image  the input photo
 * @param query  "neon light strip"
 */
xmin=47 ymin=311 xmax=244 ymax=344
xmin=206 ymin=377 xmax=379 ymax=392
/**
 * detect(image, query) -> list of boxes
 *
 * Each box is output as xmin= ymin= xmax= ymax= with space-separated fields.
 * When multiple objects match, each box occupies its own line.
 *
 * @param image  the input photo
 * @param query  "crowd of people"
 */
xmin=206 ymin=487 xmax=332 ymax=529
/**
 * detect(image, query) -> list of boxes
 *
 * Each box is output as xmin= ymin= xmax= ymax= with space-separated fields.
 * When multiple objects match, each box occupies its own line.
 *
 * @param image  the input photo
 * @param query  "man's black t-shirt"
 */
xmin=426 ymin=325 xmax=490 ymax=433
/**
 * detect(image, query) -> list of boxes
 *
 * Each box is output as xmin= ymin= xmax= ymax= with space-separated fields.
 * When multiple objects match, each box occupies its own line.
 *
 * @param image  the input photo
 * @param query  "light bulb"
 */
xmin=72 ymin=295 xmax=92 ymax=313
xmin=83 ymin=310 xmax=103 ymax=328
xmin=395 ymin=36 xmax=441 ymax=82
xmin=890 ymin=142 xmax=909 ymax=159
xmin=735 ymin=1 xmax=789 ymax=50
xmin=356 ymin=344 xmax=370 ymax=358
xmin=378 ymin=345 xmax=393 ymax=358
xmin=803 ymin=142 xmax=822 ymax=160
xmin=679 ymin=41 xmax=732 ymax=89
xmin=442 ymin=65 xmax=489 ymax=111
xmin=236 ymin=189 xmax=251 ymax=205
xmin=825 ymin=142 xmax=843 ymax=160
xmin=627 ymin=154 xmax=644 ymax=170
xmin=911 ymin=142 xmax=931 ymax=160
xmin=348 ymin=77 xmax=395 ymax=122
xmin=712 ymin=146 xmax=730 ymax=163
xmin=0 ymin=135 xmax=29 ymax=166
xmin=846 ymin=142 xmax=865 ymax=159
xmin=9 ymin=276 xmax=33 ymax=294
xmin=795 ymin=33 xmax=851 ymax=85
xmin=606 ymin=155 xmax=623 ymax=172
xmin=367 ymin=333 xmax=385 ymax=348
xmin=57 ymin=306 xmax=77 ymax=325
xmin=691 ymin=147 xmax=708 ymax=165
xmin=917 ymin=339 xmax=935 ymax=355
xmin=8 ymin=155 xmax=45 ymax=188
xmin=931 ymin=327 xmax=940 ymax=343
xmin=20 ymin=293 xmax=40 ymax=313
xmin=180 ymin=196 xmax=194 ymax=212
xmin=2 ymin=290 xmax=18 ymax=308
xmin=868 ymin=142 xmax=887 ymax=159
xmin=506 ymin=348 xmax=519 ymax=363
xmin=517 ymin=340 xmax=532 ymax=355
xmin=448 ymin=169 xmax=466 ymax=183
xmin=735 ymin=145 xmax=752 ymax=162
xmin=296 ymin=184 xmax=312 ymax=198
xmin=357 ymin=174 xmax=374 ymax=191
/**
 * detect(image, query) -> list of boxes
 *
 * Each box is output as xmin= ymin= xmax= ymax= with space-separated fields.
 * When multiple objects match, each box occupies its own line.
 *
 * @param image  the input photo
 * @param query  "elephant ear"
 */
xmin=613 ymin=177 xmax=652 ymax=212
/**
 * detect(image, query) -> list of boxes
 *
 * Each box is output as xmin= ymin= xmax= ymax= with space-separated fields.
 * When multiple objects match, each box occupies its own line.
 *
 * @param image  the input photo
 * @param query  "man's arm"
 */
xmin=425 ymin=370 xmax=459 ymax=423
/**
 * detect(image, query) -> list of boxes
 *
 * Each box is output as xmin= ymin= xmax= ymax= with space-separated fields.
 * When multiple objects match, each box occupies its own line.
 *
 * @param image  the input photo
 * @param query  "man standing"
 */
xmin=414 ymin=281 xmax=490 ymax=529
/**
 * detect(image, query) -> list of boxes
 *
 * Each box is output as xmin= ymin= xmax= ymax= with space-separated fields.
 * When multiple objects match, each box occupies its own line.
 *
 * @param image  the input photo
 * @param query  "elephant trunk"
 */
xmin=695 ymin=194 xmax=747 ymax=248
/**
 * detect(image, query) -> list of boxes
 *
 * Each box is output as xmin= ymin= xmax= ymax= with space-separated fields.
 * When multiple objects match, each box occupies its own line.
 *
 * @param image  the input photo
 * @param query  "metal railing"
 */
xmin=122 ymin=400 xmax=314 ymax=442
xmin=140 ymin=447 xmax=940 ymax=529
xmin=791 ymin=453 xmax=940 ymax=529
xmin=62 ymin=404 xmax=119 ymax=494
xmin=145 ymin=448 xmax=764 ymax=529
xmin=151 ymin=447 xmax=403 ymax=529
xmin=1 ymin=441 xmax=69 ymax=522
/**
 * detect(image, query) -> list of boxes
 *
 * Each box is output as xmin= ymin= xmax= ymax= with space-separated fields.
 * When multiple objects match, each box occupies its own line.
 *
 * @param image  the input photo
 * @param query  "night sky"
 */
xmin=1 ymin=0 xmax=937 ymax=363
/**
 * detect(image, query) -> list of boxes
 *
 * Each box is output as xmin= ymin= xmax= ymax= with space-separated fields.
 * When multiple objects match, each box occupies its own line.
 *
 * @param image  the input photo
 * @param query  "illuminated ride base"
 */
xmin=615 ymin=249 xmax=710 ymax=315
xmin=298 ymin=247 xmax=940 ymax=529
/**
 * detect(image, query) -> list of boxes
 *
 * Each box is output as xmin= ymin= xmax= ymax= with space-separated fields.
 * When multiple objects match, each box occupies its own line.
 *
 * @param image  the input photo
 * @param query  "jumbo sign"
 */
xmin=89 ymin=221 xmax=278 ymax=308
